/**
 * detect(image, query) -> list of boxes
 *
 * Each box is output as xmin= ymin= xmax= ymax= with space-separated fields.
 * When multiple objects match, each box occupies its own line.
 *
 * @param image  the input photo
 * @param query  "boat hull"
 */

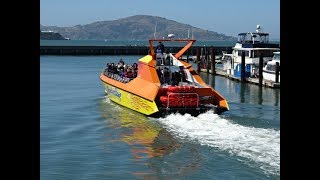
xmin=155 ymin=105 xmax=228 ymax=117
xmin=262 ymin=70 xmax=280 ymax=82
xmin=102 ymin=80 xmax=227 ymax=117
xmin=102 ymin=82 xmax=159 ymax=115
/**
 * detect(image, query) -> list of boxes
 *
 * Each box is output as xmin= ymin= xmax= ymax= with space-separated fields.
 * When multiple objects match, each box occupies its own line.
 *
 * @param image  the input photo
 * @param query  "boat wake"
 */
xmin=154 ymin=111 xmax=280 ymax=176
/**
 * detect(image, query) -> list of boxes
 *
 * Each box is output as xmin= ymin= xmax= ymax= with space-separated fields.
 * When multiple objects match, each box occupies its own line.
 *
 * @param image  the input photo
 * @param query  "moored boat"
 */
xmin=221 ymin=25 xmax=280 ymax=78
xmin=100 ymin=38 xmax=229 ymax=117
xmin=262 ymin=51 xmax=280 ymax=82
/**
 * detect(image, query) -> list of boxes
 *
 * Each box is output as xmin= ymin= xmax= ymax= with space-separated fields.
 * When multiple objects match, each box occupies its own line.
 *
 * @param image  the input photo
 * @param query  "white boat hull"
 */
xmin=263 ymin=71 xmax=280 ymax=82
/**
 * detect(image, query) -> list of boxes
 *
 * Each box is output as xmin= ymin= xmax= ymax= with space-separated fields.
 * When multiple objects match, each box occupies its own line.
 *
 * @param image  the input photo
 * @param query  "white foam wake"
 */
xmin=155 ymin=111 xmax=280 ymax=175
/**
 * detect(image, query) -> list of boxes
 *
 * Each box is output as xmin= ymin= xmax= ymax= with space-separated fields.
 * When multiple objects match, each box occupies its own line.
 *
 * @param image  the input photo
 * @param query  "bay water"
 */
xmin=40 ymin=55 xmax=280 ymax=179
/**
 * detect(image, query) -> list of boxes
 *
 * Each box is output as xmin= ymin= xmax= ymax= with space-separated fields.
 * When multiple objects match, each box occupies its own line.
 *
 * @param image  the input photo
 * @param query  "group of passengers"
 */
xmin=156 ymin=67 xmax=186 ymax=85
xmin=104 ymin=59 xmax=138 ymax=83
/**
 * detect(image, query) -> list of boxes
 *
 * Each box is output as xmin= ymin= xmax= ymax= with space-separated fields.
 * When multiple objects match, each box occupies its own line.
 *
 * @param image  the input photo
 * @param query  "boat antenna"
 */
xmin=250 ymin=32 xmax=255 ymax=44
xmin=154 ymin=22 xmax=157 ymax=39
xmin=191 ymin=28 xmax=194 ymax=39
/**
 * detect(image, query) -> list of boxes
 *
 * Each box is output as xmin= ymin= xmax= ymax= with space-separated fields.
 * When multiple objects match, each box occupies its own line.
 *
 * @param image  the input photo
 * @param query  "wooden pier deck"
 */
xmin=200 ymin=68 xmax=280 ymax=88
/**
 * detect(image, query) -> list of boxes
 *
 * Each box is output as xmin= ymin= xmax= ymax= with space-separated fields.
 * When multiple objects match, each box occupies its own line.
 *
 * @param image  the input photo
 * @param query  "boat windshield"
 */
xmin=273 ymin=53 xmax=280 ymax=60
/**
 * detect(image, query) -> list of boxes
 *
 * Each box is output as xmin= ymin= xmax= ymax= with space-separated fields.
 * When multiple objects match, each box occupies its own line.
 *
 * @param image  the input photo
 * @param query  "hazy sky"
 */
xmin=40 ymin=0 xmax=280 ymax=40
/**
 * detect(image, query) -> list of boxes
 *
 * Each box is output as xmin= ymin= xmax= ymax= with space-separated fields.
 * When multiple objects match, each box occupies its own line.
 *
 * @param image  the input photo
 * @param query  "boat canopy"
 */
xmin=237 ymin=32 xmax=270 ymax=44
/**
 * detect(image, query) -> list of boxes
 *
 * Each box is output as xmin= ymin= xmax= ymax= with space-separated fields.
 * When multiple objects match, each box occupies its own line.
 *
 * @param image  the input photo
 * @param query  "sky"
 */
xmin=40 ymin=0 xmax=280 ymax=40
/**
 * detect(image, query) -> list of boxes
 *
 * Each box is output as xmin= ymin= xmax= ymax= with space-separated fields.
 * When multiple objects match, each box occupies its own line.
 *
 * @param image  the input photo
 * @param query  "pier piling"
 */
xmin=205 ymin=48 xmax=209 ymax=73
xmin=196 ymin=48 xmax=200 ymax=72
xmin=275 ymin=62 xmax=280 ymax=83
xmin=210 ymin=47 xmax=215 ymax=75
xmin=241 ymin=51 xmax=245 ymax=81
xmin=259 ymin=55 xmax=263 ymax=86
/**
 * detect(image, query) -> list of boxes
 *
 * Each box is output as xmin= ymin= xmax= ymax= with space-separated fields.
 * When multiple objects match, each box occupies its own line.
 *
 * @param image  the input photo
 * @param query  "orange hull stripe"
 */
xmin=100 ymin=73 xmax=159 ymax=101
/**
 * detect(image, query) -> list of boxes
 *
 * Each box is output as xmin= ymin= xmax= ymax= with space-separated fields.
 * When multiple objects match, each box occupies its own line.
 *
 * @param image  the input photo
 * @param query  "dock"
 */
xmin=40 ymin=45 xmax=233 ymax=55
xmin=190 ymin=46 xmax=280 ymax=89
xmin=201 ymin=68 xmax=280 ymax=88
xmin=40 ymin=45 xmax=279 ymax=88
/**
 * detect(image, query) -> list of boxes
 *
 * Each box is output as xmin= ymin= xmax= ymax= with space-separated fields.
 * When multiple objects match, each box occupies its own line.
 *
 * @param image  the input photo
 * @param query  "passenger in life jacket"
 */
xmin=118 ymin=58 xmax=125 ymax=66
xmin=163 ymin=67 xmax=170 ymax=84
xmin=156 ymin=46 xmax=164 ymax=65
xmin=156 ymin=47 xmax=162 ymax=54
xmin=126 ymin=67 xmax=134 ymax=79
xmin=156 ymin=41 xmax=165 ymax=54
xmin=171 ymin=71 xmax=181 ymax=86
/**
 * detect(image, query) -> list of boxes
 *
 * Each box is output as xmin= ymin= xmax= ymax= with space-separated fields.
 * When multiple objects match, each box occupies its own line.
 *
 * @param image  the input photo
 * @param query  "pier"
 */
xmin=202 ymin=68 xmax=280 ymax=88
xmin=193 ymin=47 xmax=280 ymax=88
xmin=40 ymin=45 xmax=233 ymax=55
xmin=195 ymin=48 xmax=280 ymax=89
xmin=40 ymin=45 xmax=279 ymax=88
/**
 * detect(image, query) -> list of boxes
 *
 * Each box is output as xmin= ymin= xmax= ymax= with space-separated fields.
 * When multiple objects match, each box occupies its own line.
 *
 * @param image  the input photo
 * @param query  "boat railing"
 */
xmin=103 ymin=71 xmax=134 ymax=83
xmin=166 ymin=92 xmax=199 ymax=110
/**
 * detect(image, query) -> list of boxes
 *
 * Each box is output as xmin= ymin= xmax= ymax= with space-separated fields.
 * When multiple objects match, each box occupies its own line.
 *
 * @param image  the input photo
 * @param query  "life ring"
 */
xmin=166 ymin=92 xmax=198 ymax=98
xmin=160 ymin=96 xmax=198 ymax=107
xmin=167 ymin=85 xmax=195 ymax=93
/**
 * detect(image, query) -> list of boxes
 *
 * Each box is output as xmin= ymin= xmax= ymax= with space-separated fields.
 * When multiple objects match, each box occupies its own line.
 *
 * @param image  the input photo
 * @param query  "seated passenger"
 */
xmin=126 ymin=68 xmax=134 ymax=79
xmin=118 ymin=58 xmax=125 ymax=66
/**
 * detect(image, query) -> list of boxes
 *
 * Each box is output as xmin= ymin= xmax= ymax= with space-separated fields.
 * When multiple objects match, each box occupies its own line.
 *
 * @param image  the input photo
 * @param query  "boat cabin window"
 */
xmin=252 ymin=50 xmax=275 ymax=58
xmin=266 ymin=64 xmax=276 ymax=71
xmin=222 ymin=55 xmax=232 ymax=61
xmin=237 ymin=33 xmax=270 ymax=44
xmin=237 ymin=34 xmax=246 ymax=43
xmin=266 ymin=64 xmax=279 ymax=71
xmin=237 ymin=50 xmax=249 ymax=57
xmin=259 ymin=35 xmax=269 ymax=43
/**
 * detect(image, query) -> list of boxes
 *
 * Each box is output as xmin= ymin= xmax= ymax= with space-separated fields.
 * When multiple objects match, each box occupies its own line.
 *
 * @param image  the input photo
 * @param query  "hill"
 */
xmin=40 ymin=15 xmax=236 ymax=41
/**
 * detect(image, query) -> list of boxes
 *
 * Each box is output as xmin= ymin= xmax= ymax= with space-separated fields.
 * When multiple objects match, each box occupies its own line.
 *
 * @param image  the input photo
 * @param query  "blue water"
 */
xmin=40 ymin=55 xmax=280 ymax=179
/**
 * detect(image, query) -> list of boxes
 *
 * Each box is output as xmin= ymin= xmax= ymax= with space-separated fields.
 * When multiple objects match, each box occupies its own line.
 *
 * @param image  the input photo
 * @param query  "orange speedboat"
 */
xmin=100 ymin=39 xmax=229 ymax=117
